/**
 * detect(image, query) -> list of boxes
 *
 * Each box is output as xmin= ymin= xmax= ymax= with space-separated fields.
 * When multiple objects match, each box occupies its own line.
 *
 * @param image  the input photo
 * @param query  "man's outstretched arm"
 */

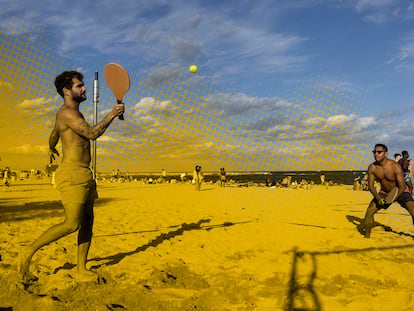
xmin=63 ymin=103 xmax=124 ymax=141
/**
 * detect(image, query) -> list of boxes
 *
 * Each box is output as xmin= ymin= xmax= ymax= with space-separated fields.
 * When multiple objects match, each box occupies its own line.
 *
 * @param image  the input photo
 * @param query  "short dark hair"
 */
xmin=394 ymin=153 xmax=401 ymax=158
xmin=54 ymin=71 xmax=84 ymax=98
xmin=374 ymin=143 xmax=388 ymax=152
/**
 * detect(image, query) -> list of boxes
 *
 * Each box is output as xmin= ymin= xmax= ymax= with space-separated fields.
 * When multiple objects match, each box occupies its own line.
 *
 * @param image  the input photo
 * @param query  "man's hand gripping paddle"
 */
xmin=103 ymin=63 xmax=130 ymax=120
xmin=384 ymin=187 xmax=399 ymax=204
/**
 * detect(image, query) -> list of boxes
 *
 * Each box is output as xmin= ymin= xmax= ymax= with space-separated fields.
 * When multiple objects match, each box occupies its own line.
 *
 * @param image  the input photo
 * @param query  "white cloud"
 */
xmin=356 ymin=116 xmax=377 ymax=128
xmin=327 ymin=114 xmax=353 ymax=125
xmin=99 ymin=135 xmax=117 ymax=142
xmin=133 ymin=97 xmax=177 ymax=118
xmin=355 ymin=0 xmax=398 ymax=12
xmin=18 ymin=97 xmax=58 ymax=117
xmin=388 ymin=32 xmax=414 ymax=71
xmin=1 ymin=1 xmax=309 ymax=74
xmin=351 ymin=0 xmax=414 ymax=23
xmin=0 ymin=81 xmax=14 ymax=90
xmin=8 ymin=144 xmax=48 ymax=155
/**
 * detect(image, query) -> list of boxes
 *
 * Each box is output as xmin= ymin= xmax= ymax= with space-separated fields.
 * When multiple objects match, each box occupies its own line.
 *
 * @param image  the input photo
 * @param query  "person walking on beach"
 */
xmin=193 ymin=165 xmax=203 ymax=191
xmin=3 ymin=167 xmax=11 ymax=191
xmin=320 ymin=174 xmax=325 ymax=185
xmin=363 ymin=144 xmax=414 ymax=238
xmin=219 ymin=167 xmax=226 ymax=187
xmin=18 ymin=70 xmax=125 ymax=282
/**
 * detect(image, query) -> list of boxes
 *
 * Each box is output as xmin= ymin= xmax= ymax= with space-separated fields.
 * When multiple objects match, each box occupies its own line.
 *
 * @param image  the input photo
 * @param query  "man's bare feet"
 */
xmin=75 ymin=269 xmax=98 ymax=282
xmin=18 ymin=251 xmax=33 ymax=282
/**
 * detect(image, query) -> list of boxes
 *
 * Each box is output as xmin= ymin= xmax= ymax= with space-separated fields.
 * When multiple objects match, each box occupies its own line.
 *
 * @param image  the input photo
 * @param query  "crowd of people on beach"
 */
xmin=97 ymin=166 xmax=340 ymax=191
xmin=1 ymin=167 xmax=46 ymax=191
xmin=3 ymin=162 xmax=354 ymax=193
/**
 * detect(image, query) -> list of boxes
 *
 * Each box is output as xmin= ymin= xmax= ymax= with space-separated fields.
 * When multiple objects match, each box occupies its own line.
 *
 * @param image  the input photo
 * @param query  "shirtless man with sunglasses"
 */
xmin=363 ymin=143 xmax=414 ymax=238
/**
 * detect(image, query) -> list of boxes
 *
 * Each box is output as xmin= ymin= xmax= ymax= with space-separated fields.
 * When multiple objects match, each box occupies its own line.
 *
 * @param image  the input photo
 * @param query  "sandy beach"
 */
xmin=1 ymin=179 xmax=414 ymax=310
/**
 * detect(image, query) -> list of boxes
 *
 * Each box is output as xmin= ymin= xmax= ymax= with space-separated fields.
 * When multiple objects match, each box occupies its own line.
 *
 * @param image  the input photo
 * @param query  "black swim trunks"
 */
xmin=374 ymin=191 xmax=414 ymax=210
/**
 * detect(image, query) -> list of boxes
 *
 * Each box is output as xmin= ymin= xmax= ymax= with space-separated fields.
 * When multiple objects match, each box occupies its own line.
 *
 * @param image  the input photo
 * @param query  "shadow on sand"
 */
xmin=284 ymin=216 xmax=414 ymax=311
xmin=346 ymin=215 xmax=414 ymax=239
xmin=77 ymin=219 xmax=253 ymax=270
xmin=285 ymin=242 xmax=414 ymax=311
xmin=0 ymin=198 xmax=118 ymax=222
xmin=0 ymin=200 xmax=63 ymax=222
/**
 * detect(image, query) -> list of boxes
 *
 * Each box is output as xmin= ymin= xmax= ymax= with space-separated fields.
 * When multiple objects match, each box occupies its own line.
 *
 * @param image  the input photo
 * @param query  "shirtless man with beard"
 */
xmin=19 ymin=71 xmax=125 ymax=282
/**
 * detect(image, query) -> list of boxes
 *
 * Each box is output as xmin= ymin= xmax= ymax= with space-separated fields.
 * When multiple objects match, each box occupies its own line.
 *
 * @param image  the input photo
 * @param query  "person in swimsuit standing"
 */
xmin=363 ymin=144 xmax=414 ymax=238
xmin=19 ymin=71 xmax=125 ymax=282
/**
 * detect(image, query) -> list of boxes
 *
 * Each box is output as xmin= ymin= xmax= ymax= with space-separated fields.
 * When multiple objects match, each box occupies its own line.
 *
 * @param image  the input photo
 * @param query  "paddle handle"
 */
xmin=117 ymin=99 xmax=124 ymax=120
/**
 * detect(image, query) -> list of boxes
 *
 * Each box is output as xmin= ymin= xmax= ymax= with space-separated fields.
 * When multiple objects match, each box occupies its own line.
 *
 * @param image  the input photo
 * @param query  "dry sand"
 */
xmin=1 ymin=179 xmax=414 ymax=310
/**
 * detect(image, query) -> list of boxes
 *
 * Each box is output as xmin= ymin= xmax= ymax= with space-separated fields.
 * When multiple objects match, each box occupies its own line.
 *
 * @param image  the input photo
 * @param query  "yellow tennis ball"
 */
xmin=189 ymin=65 xmax=198 ymax=73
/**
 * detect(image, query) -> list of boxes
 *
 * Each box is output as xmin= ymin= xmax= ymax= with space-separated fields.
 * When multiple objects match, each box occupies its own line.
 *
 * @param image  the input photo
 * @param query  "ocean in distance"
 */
xmin=103 ymin=170 xmax=366 ymax=186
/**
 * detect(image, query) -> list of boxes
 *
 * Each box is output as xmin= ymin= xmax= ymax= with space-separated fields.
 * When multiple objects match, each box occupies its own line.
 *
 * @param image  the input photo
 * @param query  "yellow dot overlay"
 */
xmin=1 ymin=17 xmax=374 ymax=174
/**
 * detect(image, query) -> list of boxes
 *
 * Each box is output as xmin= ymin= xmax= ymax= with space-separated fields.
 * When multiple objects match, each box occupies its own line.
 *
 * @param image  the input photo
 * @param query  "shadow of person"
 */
xmin=52 ymin=219 xmax=253 ymax=273
xmin=345 ymin=215 xmax=367 ymax=236
xmin=53 ymin=262 xmax=76 ymax=274
xmin=285 ymin=248 xmax=321 ymax=311
xmin=346 ymin=215 xmax=414 ymax=239
xmin=88 ymin=219 xmax=212 ymax=269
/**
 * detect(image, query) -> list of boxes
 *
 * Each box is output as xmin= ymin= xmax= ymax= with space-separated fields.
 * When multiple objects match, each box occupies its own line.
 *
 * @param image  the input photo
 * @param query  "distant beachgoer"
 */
xmin=281 ymin=176 xmax=292 ymax=188
xmin=394 ymin=153 xmax=401 ymax=162
xmin=398 ymin=150 xmax=413 ymax=193
xmin=299 ymin=179 xmax=309 ymax=190
xmin=219 ymin=167 xmax=226 ymax=187
xmin=180 ymin=172 xmax=186 ymax=182
xmin=193 ymin=165 xmax=203 ymax=191
xmin=353 ymin=176 xmax=361 ymax=191
xmin=409 ymin=160 xmax=414 ymax=193
xmin=18 ymin=70 xmax=125 ymax=283
xmin=363 ymin=144 xmax=414 ymax=238
xmin=320 ymin=174 xmax=325 ymax=185
xmin=3 ymin=167 xmax=11 ymax=191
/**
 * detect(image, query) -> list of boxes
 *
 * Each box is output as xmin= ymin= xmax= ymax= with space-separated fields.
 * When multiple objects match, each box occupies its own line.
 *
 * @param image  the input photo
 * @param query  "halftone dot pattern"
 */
xmin=2 ymin=14 xmax=374 ymax=173
xmin=97 ymin=57 xmax=374 ymax=172
xmin=1 ymin=15 xmax=71 ymax=169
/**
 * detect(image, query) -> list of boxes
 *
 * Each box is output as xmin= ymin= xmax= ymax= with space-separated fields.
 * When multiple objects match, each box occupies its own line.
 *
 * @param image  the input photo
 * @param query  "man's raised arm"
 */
xmin=63 ymin=104 xmax=124 ymax=141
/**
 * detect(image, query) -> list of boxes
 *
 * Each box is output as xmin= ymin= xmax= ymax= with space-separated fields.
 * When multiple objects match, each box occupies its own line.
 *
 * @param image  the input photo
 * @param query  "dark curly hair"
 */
xmin=54 ymin=71 xmax=84 ymax=98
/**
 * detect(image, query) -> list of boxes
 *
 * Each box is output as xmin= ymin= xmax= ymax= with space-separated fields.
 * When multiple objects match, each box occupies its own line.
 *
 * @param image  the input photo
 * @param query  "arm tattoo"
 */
xmin=78 ymin=114 xmax=114 ymax=140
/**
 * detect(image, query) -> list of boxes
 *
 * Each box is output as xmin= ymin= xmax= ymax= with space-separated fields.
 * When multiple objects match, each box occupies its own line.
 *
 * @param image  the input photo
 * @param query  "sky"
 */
xmin=1 ymin=0 xmax=414 ymax=172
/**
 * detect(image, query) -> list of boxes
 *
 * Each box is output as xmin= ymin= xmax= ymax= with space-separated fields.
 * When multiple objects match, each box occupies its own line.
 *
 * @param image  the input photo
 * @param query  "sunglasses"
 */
xmin=372 ymin=150 xmax=385 ymax=154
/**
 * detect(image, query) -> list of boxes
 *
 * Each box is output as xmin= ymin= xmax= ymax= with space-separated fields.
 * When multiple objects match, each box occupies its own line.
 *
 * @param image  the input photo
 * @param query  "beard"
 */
xmin=72 ymin=92 xmax=87 ymax=103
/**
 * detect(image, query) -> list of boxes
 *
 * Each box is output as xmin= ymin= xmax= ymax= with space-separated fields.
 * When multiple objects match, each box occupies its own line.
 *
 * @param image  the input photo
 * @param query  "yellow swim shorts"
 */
xmin=55 ymin=163 xmax=98 ymax=206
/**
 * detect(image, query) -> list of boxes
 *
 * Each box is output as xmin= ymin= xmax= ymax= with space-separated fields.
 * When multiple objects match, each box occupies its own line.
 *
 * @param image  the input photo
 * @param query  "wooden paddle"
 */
xmin=103 ymin=63 xmax=130 ymax=120
xmin=384 ymin=187 xmax=399 ymax=204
